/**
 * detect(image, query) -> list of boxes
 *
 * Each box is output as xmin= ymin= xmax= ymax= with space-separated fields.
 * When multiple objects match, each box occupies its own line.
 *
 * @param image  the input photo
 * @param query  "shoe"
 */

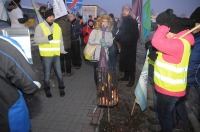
xmin=59 ymin=89 xmax=65 ymax=97
xmin=45 ymin=90 xmax=52 ymax=98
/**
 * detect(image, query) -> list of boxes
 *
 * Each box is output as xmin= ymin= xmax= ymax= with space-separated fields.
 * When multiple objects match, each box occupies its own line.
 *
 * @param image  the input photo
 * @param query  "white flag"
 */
xmin=53 ymin=0 xmax=68 ymax=19
xmin=0 ymin=0 xmax=8 ymax=21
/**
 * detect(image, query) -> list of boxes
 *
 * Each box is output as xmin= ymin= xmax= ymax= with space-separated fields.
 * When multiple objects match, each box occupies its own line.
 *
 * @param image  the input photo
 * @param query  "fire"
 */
xmin=97 ymin=71 xmax=118 ymax=106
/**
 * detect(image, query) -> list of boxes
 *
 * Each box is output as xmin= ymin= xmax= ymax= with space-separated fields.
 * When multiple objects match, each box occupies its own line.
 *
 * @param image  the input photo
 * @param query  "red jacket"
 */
xmin=82 ymin=25 xmax=93 ymax=44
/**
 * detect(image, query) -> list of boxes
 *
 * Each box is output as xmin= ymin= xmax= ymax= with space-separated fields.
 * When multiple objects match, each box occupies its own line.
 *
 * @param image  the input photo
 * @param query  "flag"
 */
xmin=53 ymin=0 xmax=68 ymax=19
xmin=134 ymin=50 xmax=149 ymax=111
xmin=132 ymin=0 xmax=143 ymax=38
xmin=142 ymin=0 xmax=151 ymax=43
xmin=31 ymin=0 xmax=43 ymax=23
xmin=0 ymin=0 xmax=8 ymax=21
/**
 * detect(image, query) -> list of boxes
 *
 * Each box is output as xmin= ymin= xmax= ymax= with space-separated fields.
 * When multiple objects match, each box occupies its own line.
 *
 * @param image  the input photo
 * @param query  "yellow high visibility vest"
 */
xmin=154 ymin=38 xmax=191 ymax=94
xmin=38 ymin=22 xmax=61 ymax=57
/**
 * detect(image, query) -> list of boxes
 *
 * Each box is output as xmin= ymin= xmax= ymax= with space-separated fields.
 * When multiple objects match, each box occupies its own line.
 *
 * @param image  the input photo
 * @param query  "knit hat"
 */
xmin=169 ymin=17 xmax=194 ymax=33
xmin=44 ymin=8 xmax=55 ymax=20
xmin=122 ymin=4 xmax=132 ymax=12
xmin=190 ymin=7 xmax=200 ymax=23
xmin=156 ymin=9 xmax=175 ymax=26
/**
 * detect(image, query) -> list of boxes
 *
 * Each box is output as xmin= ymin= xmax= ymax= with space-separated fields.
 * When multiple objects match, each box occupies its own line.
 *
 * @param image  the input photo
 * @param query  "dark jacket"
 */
xmin=71 ymin=19 xmax=82 ymax=40
xmin=55 ymin=15 xmax=72 ymax=49
xmin=187 ymin=32 xmax=200 ymax=86
xmin=115 ymin=15 xmax=139 ymax=72
xmin=0 ymin=35 xmax=40 ymax=132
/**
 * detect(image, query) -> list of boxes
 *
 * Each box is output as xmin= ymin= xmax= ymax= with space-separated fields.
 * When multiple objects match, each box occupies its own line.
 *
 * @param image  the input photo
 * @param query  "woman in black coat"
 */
xmin=115 ymin=4 xmax=139 ymax=87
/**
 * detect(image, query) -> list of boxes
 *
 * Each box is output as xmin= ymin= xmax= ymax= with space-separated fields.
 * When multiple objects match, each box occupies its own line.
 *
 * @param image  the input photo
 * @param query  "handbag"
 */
xmin=83 ymin=30 xmax=99 ymax=60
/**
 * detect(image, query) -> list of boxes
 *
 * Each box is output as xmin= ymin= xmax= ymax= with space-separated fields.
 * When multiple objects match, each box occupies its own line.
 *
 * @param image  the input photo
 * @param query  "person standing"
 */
xmin=68 ymin=13 xmax=82 ymax=69
xmin=187 ymin=7 xmax=200 ymax=102
xmin=34 ymin=8 xmax=66 ymax=98
xmin=0 ymin=35 xmax=41 ymax=132
xmin=115 ymin=4 xmax=139 ymax=87
xmin=6 ymin=0 xmax=28 ymax=27
xmin=82 ymin=19 xmax=94 ymax=45
xmin=55 ymin=14 xmax=72 ymax=77
xmin=88 ymin=14 xmax=113 ymax=85
xmin=152 ymin=15 xmax=194 ymax=132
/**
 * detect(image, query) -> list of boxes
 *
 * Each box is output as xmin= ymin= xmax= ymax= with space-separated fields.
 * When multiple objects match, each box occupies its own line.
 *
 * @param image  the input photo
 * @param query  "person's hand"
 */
xmin=148 ymin=51 xmax=158 ymax=62
xmin=100 ymin=39 xmax=106 ymax=47
xmin=48 ymin=34 xmax=53 ymax=41
xmin=85 ymin=32 xmax=89 ymax=36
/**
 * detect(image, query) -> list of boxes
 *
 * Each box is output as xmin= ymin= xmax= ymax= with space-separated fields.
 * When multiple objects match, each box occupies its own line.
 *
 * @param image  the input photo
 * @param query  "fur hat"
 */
xmin=190 ymin=7 xmax=200 ymax=23
xmin=169 ymin=17 xmax=194 ymax=33
xmin=156 ymin=9 xmax=175 ymax=26
xmin=122 ymin=4 xmax=132 ymax=12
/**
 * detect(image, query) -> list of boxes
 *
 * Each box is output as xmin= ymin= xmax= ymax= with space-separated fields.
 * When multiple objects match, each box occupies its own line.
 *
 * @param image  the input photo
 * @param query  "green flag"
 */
xmin=142 ymin=0 xmax=151 ymax=43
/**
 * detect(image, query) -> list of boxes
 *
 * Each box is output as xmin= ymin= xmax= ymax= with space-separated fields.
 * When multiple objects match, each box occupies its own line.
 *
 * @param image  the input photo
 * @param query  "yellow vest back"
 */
xmin=154 ymin=38 xmax=191 ymax=93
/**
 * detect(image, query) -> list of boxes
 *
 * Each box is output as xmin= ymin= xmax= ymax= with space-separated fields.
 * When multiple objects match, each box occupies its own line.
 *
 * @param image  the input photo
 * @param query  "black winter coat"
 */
xmin=0 ymin=36 xmax=40 ymax=131
xmin=115 ymin=16 xmax=139 ymax=72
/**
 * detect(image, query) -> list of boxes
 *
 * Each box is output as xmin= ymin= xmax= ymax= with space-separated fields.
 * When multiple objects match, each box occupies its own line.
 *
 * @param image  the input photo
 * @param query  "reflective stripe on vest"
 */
xmin=38 ymin=22 xmax=61 ymax=57
xmin=154 ymin=38 xmax=191 ymax=93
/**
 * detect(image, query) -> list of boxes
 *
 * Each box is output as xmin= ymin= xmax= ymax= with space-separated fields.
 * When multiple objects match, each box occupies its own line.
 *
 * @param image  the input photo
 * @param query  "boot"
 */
xmin=120 ymin=71 xmax=130 ymax=81
xmin=59 ymin=89 xmax=65 ymax=97
xmin=45 ymin=89 xmax=52 ymax=98
xmin=126 ymin=75 xmax=135 ymax=87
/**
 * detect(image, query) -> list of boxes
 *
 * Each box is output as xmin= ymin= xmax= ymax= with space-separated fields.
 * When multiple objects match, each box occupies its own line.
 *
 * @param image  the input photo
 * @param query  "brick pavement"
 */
xmin=30 ymin=45 xmax=102 ymax=132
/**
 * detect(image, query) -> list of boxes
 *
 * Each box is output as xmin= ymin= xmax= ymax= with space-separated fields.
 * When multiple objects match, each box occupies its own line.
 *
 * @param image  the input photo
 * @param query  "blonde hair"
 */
xmin=94 ymin=14 xmax=114 ymax=32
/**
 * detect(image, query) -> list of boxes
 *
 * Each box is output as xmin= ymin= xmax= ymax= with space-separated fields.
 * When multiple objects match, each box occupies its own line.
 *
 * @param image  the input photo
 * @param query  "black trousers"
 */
xmin=71 ymin=39 xmax=82 ymax=67
xmin=60 ymin=48 xmax=71 ymax=74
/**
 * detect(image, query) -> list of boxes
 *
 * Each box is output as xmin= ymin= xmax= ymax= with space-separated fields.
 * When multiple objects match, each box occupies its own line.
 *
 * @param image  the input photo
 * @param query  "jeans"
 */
xmin=71 ymin=39 xmax=82 ymax=67
xmin=108 ymin=44 xmax=117 ymax=71
xmin=60 ymin=48 xmax=72 ymax=74
xmin=156 ymin=92 xmax=187 ymax=132
xmin=42 ymin=56 xmax=64 ymax=90
xmin=186 ymin=85 xmax=200 ymax=101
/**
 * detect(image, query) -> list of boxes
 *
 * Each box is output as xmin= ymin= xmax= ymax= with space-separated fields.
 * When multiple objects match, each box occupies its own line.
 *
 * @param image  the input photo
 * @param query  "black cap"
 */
xmin=190 ymin=7 xmax=200 ymax=23
xmin=156 ymin=9 xmax=175 ymax=26
xmin=169 ymin=17 xmax=194 ymax=33
xmin=44 ymin=8 xmax=55 ymax=20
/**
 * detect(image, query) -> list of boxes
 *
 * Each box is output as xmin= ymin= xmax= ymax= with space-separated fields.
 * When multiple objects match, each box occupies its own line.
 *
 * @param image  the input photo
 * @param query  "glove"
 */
xmin=148 ymin=51 xmax=158 ymax=62
xmin=85 ymin=32 xmax=89 ymax=36
xmin=48 ymin=34 xmax=53 ymax=41
xmin=100 ymin=39 xmax=106 ymax=47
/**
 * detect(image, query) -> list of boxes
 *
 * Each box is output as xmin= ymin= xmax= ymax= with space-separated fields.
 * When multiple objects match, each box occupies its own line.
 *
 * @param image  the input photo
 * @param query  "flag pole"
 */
xmin=131 ymin=99 xmax=137 ymax=115
xmin=179 ymin=24 xmax=200 ymax=38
